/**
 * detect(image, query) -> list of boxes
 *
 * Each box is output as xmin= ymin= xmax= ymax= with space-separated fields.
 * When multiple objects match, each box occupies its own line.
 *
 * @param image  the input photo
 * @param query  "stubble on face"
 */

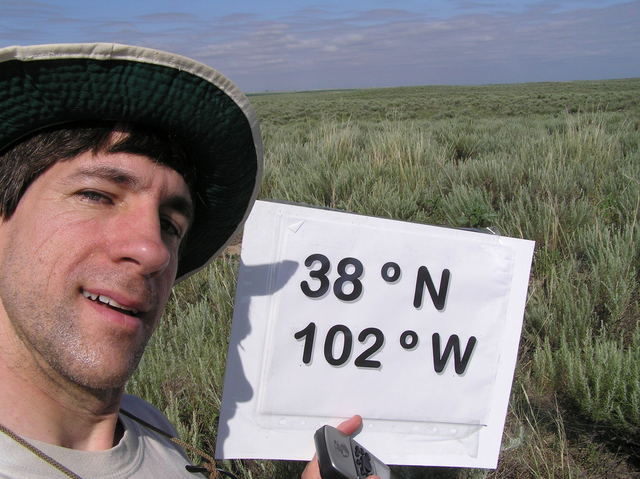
xmin=0 ymin=242 xmax=157 ymax=394
xmin=0 ymin=149 xmax=187 ymax=398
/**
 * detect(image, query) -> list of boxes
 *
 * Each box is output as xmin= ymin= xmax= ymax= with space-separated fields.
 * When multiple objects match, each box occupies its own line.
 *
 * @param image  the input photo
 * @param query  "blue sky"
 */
xmin=1 ymin=0 xmax=638 ymax=92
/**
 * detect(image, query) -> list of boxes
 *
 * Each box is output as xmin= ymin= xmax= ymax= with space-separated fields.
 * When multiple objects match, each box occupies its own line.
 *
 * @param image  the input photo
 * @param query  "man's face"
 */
xmin=0 ymin=148 xmax=192 ymax=391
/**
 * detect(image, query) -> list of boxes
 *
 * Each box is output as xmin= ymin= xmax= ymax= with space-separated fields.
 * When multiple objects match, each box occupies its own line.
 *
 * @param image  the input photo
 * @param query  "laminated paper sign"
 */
xmin=216 ymin=200 xmax=535 ymax=468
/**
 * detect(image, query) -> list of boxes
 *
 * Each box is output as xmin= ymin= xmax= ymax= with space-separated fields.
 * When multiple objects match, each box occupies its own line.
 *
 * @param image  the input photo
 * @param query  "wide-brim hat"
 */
xmin=0 ymin=43 xmax=262 ymax=282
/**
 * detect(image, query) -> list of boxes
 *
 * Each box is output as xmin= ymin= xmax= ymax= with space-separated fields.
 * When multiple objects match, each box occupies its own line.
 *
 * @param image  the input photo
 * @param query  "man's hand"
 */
xmin=301 ymin=415 xmax=380 ymax=479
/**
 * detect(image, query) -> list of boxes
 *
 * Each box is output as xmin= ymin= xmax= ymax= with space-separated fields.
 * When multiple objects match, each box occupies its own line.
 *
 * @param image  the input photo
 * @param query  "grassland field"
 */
xmin=128 ymin=78 xmax=640 ymax=478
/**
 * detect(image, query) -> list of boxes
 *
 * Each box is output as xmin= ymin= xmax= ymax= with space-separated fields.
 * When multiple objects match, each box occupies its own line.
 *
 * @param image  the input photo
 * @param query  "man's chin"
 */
xmin=72 ymin=371 xmax=133 ymax=392
xmin=48 ymin=350 xmax=144 ymax=398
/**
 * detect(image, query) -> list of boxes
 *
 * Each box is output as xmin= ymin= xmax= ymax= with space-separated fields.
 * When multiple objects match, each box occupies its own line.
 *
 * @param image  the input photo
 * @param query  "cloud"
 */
xmin=190 ymin=1 xmax=640 ymax=90
xmin=2 ymin=0 xmax=60 ymax=16
xmin=0 ymin=1 xmax=638 ymax=91
xmin=0 ymin=1 xmax=67 ymax=44
xmin=137 ymin=12 xmax=199 ymax=23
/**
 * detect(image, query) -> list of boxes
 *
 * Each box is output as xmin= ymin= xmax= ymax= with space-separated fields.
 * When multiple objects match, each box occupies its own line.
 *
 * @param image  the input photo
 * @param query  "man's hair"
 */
xmin=0 ymin=122 xmax=195 ymax=219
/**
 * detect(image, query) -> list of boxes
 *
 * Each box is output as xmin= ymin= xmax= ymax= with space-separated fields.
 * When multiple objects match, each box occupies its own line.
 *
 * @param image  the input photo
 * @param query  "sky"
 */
xmin=1 ymin=0 xmax=638 ymax=92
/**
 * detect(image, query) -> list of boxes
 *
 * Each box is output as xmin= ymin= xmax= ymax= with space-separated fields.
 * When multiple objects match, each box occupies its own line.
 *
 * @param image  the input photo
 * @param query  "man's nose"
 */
xmin=108 ymin=207 xmax=172 ymax=276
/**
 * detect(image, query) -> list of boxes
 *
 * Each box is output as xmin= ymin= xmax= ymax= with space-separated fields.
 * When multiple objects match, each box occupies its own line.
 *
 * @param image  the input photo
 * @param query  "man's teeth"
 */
xmin=82 ymin=291 xmax=139 ymax=315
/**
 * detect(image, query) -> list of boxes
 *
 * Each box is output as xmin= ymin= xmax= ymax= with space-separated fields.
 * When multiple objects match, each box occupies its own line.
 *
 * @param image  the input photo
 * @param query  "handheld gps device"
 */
xmin=314 ymin=425 xmax=394 ymax=479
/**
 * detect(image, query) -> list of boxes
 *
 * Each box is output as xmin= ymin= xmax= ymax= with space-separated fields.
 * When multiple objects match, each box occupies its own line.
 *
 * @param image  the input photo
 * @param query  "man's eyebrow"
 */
xmin=68 ymin=165 xmax=142 ymax=188
xmin=67 ymin=165 xmax=194 ymax=223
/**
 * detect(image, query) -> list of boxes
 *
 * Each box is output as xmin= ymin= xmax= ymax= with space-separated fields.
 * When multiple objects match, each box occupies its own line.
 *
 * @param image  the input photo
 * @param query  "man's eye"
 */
xmin=78 ymin=190 xmax=112 ymax=203
xmin=160 ymin=217 xmax=182 ymax=238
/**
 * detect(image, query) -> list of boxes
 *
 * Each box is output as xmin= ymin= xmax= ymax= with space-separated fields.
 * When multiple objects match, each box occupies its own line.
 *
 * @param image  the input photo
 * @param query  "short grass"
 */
xmin=129 ymin=78 xmax=640 ymax=478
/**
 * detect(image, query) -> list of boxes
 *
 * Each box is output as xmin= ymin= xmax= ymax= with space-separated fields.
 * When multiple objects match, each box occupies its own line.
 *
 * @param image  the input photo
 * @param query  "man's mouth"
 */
xmin=82 ymin=290 xmax=141 ymax=317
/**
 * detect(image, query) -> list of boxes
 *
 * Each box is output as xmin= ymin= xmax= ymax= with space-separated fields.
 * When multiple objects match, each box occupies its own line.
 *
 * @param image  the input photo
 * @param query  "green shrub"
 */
xmin=132 ymin=79 xmax=640 ymax=478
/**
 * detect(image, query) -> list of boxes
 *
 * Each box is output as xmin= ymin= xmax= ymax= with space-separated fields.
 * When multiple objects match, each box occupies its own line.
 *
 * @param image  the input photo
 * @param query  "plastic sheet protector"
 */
xmin=216 ymin=200 xmax=535 ymax=468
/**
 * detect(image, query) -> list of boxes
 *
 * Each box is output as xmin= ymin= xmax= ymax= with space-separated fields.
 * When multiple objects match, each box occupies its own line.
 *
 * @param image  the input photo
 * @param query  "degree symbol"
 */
xmin=400 ymin=330 xmax=419 ymax=350
xmin=381 ymin=261 xmax=401 ymax=283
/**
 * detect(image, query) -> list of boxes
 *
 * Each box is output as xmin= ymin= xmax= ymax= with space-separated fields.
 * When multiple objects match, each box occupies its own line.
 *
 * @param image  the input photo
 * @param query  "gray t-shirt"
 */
xmin=0 ymin=395 xmax=203 ymax=478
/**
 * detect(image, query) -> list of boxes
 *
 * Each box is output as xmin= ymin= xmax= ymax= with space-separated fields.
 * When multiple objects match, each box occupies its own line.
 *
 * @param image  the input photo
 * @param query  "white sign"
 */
xmin=216 ymin=200 xmax=534 ymax=468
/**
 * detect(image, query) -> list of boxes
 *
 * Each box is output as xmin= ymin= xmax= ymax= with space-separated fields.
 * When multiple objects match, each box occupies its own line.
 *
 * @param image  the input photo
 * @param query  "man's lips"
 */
xmin=81 ymin=289 xmax=143 ymax=317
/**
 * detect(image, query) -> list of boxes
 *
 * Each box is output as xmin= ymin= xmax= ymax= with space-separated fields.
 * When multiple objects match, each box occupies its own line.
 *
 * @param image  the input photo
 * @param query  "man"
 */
xmin=0 ymin=44 xmax=375 ymax=478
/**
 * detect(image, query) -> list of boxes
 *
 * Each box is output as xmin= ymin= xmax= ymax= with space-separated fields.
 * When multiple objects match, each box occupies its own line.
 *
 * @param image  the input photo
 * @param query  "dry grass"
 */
xmin=130 ymin=78 xmax=640 ymax=478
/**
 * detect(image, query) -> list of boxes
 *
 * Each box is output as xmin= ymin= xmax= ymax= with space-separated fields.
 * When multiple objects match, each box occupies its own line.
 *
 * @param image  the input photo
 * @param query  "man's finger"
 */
xmin=330 ymin=416 xmax=380 ymax=479
xmin=334 ymin=414 xmax=363 ymax=436
xmin=301 ymin=415 xmax=365 ymax=479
